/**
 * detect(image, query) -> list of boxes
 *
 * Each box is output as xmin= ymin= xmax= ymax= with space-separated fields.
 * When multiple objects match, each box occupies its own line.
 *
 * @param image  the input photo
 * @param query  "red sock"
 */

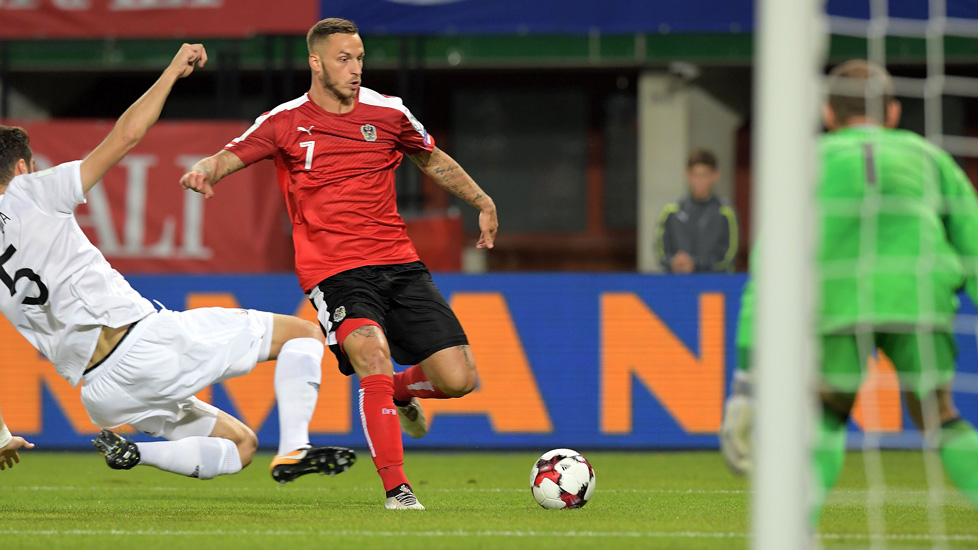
xmin=358 ymin=374 xmax=409 ymax=491
xmin=393 ymin=365 xmax=452 ymax=402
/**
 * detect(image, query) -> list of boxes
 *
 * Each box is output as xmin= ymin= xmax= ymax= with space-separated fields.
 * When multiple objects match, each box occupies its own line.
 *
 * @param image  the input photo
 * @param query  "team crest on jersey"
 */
xmin=333 ymin=306 xmax=347 ymax=323
xmin=361 ymin=124 xmax=378 ymax=142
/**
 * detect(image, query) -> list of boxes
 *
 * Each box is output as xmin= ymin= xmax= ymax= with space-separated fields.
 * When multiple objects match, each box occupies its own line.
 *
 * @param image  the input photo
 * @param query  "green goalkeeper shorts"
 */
xmin=821 ymin=332 xmax=956 ymax=398
xmin=736 ymin=346 xmax=750 ymax=372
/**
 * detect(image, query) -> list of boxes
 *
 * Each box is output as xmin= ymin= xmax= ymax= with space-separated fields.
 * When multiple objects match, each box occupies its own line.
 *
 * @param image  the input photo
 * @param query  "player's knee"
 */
xmin=230 ymin=426 xmax=258 ymax=467
xmin=281 ymin=317 xmax=323 ymax=343
xmin=239 ymin=431 xmax=258 ymax=467
xmin=295 ymin=319 xmax=325 ymax=343
xmin=438 ymin=368 xmax=478 ymax=397
xmin=343 ymin=327 xmax=391 ymax=375
xmin=350 ymin=348 xmax=393 ymax=377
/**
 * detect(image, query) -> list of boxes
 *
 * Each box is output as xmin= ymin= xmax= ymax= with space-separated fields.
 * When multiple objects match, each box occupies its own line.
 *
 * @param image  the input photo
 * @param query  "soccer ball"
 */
xmin=529 ymin=448 xmax=595 ymax=509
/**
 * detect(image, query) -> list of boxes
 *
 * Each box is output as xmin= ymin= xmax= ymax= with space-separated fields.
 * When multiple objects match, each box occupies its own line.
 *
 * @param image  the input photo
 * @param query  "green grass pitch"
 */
xmin=0 ymin=450 xmax=975 ymax=549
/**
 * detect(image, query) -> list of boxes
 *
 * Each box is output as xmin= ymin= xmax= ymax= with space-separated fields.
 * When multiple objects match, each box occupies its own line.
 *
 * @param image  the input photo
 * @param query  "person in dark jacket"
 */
xmin=656 ymin=148 xmax=739 ymax=273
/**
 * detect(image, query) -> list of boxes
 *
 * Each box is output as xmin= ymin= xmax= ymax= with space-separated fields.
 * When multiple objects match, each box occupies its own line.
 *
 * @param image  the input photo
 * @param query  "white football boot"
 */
xmin=395 ymin=397 xmax=428 ymax=439
xmin=385 ymin=483 xmax=426 ymax=510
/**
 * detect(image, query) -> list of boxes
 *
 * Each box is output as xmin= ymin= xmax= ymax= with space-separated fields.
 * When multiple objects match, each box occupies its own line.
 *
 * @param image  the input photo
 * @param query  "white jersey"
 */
xmin=0 ymin=161 xmax=155 ymax=386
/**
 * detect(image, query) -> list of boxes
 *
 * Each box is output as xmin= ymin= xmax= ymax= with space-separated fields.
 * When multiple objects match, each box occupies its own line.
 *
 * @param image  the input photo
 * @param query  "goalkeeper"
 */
xmin=720 ymin=60 xmax=978 ymax=523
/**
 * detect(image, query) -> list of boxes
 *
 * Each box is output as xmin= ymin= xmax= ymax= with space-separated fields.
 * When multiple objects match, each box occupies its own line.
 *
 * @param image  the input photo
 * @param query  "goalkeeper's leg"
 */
xmin=811 ymin=394 xmax=853 ymax=526
xmin=887 ymin=332 xmax=978 ymax=510
xmin=810 ymin=334 xmax=866 ymax=526
xmin=938 ymin=416 xmax=978 ymax=509
xmin=905 ymin=387 xmax=978 ymax=510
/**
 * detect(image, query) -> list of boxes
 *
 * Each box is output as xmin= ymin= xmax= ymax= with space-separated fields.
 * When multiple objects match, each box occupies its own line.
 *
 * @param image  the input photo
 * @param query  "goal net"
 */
xmin=753 ymin=0 xmax=978 ymax=548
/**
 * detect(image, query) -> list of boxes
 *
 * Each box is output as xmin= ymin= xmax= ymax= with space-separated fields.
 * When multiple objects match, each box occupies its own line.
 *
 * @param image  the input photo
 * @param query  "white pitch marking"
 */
xmin=0 ymin=528 xmax=976 ymax=543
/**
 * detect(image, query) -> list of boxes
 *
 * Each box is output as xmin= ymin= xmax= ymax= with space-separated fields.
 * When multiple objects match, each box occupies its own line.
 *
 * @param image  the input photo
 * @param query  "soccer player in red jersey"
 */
xmin=179 ymin=18 xmax=498 ymax=510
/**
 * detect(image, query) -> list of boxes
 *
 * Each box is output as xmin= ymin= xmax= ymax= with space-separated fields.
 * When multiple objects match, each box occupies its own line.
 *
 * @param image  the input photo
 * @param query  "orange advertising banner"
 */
xmin=2 ymin=119 xmax=295 ymax=274
xmin=0 ymin=273 xmax=934 ymax=449
xmin=0 ymin=0 xmax=317 ymax=40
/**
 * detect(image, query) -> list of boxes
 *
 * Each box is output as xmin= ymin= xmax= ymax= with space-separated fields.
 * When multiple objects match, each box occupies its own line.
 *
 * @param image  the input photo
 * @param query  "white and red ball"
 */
xmin=529 ymin=448 xmax=595 ymax=509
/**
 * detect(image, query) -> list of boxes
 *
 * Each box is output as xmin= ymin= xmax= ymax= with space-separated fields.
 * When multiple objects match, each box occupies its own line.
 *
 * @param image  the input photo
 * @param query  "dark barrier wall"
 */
xmin=2 ymin=273 xmax=976 ymax=450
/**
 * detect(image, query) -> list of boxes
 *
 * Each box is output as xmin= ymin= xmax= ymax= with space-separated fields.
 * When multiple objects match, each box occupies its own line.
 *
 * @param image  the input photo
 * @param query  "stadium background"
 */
xmin=1 ymin=0 xmax=977 ymax=450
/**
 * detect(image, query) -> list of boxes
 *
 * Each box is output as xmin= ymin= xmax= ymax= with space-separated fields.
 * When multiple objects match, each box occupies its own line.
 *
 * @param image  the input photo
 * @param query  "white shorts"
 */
xmin=80 ymin=308 xmax=274 ymax=440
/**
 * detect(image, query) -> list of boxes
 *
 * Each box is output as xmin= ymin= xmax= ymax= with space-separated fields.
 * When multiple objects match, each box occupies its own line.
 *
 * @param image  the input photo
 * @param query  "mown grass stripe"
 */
xmin=0 ymin=528 xmax=976 ymax=542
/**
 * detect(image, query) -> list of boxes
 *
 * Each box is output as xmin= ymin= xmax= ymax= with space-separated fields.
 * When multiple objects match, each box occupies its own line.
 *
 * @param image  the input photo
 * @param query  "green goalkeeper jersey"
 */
xmin=818 ymin=126 xmax=978 ymax=332
xmin=738 ymin=125 xmax=978 ymax=348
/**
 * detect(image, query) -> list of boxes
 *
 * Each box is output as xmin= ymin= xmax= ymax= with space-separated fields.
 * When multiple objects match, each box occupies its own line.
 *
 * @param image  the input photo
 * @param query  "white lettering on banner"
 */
xmin=73 ymin=154 xmax=211 ymax=260
xmin=81 ymin=183 xmax=122 ymax=254
xmin=0 ymin=0 xmax=222 ymax=10
xmin=0 ymin=0 xmax=40 ymax=9
xmin=118 ymin=155 xmax=171 ymax=256
xmin=31 ymin=154 xmax=52 ymax=171
xmin=175 ymin=155 xmax=212 ymax=259
xmin=53 ymin=0 xmax=90 ymax=9
xmin=110 ymin=0 xmax=222 ymax=10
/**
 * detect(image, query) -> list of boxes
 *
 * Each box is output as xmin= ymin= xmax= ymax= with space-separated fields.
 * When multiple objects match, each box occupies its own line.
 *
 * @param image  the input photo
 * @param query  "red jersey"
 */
xmin=224 ymin=87 xmax=435 ymax=291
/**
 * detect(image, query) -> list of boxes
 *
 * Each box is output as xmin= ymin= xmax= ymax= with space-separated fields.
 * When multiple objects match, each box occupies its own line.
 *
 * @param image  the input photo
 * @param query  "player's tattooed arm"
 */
xmin=409 ymin=147 xmax=498 ymax=249
xmin=409 ymin=148 xmax=485 ymax=207
xmin=193 ymin=150 xmax=245 ymax=182
xmin=180 ymin=150 xmax=245 ymax=199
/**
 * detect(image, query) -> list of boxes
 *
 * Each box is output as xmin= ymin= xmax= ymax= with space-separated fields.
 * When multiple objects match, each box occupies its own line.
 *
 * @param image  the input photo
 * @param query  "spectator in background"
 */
xmin=655 ymin=148 xmax=739 ymax=273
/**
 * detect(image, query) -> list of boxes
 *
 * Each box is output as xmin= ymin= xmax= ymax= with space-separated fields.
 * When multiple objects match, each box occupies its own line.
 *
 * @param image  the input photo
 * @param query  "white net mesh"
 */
xmin=755 ymin=1 xmax=978 ymax=548
xmin=809 ymin=1 xmax=978 ymax=548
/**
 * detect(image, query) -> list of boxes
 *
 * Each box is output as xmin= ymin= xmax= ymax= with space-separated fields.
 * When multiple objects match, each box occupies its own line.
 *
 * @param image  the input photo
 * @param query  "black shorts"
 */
xmin=308 ymin=261 xmax=469 ymax=376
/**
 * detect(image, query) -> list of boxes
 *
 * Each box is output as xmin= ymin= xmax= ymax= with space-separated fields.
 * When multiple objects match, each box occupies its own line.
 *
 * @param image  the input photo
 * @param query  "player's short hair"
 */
xmin=827 ymin=60 xmax=896 ymax=124
xmin=307 ymin=18 xmax=359 ymax=53
xmin=687 ymin=148 xmax=718 ymax=170
xmin=0 ymin=125 xmax=32 ymax=186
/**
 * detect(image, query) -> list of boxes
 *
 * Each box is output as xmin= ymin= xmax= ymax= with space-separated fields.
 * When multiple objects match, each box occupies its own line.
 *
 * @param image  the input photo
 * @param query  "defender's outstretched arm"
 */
xmin=80 ymin=44 xmax=208 ymax=194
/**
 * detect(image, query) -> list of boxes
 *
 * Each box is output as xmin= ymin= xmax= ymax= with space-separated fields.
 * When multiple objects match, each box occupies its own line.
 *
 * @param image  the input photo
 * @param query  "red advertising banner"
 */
xmin=0 ymin=0 xmax=317 ymax=40
xmin=2 ymin=119 xmax=296 ymax=274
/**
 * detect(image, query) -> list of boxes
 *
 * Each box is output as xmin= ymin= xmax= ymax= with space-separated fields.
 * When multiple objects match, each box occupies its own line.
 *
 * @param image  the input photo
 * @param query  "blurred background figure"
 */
xmin=655 ymin=148 xmax=739 ymax=273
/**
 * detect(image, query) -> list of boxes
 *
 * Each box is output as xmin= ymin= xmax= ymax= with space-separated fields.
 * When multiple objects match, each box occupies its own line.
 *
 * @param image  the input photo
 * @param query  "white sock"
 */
xmin=274 ymin=337 xmax=324 ymax=456
xmin=137 ymin=437 xmax=242 ymax=480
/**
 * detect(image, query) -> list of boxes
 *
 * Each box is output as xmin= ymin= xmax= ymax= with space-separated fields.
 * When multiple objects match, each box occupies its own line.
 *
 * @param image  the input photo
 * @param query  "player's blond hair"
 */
xmin=827 ymin=60 xmax=896 ymax=125
xmin=0 ymin=125 xmax=32 ymax=186
xmin=306 ymin=18 xmax=359 ymax=53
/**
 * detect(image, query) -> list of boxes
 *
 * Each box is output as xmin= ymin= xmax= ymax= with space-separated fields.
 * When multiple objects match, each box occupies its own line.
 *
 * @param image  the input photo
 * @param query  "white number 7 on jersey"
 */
xmin=300 ymin=141 xmax=315 ymax=170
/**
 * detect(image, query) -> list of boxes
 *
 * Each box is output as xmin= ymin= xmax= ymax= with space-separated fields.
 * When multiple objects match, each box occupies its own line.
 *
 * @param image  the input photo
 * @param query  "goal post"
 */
xmin=751 ymin=0 xmax=824 ymax=548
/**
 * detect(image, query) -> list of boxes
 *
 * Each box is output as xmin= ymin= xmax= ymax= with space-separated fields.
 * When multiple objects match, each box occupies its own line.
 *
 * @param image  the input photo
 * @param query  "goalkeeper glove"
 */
xmin=719 ymin=369 xmax=753 ymax=476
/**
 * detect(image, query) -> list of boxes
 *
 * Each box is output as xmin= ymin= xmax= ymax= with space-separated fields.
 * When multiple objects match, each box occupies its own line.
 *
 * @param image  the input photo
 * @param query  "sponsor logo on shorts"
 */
xmin=361 ymin=124 xmax=377 ymax=142
xmin=382 ymin=408 xmax=398 ymax=416
xmin=333 ymin=306 xmax=346 ymax=323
